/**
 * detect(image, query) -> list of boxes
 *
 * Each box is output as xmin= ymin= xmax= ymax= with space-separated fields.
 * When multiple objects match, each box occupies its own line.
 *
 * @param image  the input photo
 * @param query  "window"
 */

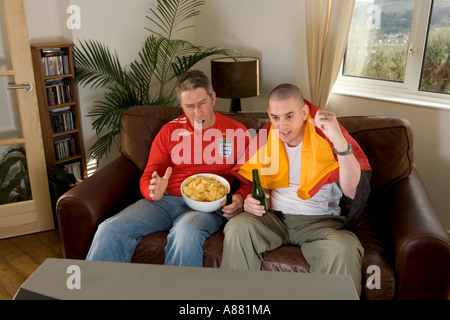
xmin=420 ymin=0 xmax=450 ymax=93
xmin=334 ymin=0 xmax=450 ymax=109
xmin=344 ymin=0 xmax=415 ymax=83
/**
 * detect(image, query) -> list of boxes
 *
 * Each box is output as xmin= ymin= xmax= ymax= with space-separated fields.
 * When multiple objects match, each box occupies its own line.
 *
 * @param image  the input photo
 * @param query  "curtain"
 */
xmin=305 ymin=0 xmax=355 ymax=107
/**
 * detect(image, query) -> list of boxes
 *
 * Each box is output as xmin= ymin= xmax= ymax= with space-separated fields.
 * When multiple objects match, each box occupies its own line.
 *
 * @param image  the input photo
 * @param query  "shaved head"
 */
xmin=268 ymin=83 xmax=304 ymax=106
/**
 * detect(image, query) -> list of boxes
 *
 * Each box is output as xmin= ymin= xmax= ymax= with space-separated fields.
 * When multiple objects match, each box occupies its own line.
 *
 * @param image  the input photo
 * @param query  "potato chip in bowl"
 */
xmin=181 ymin=174 xmax=230 ymax=212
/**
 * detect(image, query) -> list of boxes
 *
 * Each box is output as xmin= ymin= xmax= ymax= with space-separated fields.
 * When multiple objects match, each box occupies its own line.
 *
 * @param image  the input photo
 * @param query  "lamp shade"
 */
xmin=211 ymin=57 xmax=260 ymax=99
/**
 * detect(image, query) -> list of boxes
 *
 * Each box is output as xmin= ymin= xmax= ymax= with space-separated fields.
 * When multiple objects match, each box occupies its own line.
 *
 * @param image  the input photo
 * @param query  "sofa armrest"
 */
xmin=56 ymin=155 xmax=141 ymax=259
xmin=386 ymin=168 xmax=450 ymax=300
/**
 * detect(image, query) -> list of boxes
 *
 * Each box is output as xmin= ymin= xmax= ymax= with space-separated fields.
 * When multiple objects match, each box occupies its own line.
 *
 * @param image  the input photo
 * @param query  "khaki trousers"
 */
xmin=220 ymin=211 xmax=364 ymax=295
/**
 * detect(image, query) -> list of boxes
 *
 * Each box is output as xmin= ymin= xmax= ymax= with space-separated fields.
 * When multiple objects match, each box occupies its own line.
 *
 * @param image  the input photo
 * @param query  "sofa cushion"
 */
xmin=356 ymin=206 xmax=396 ymax=300
xmin=201 ymin=232 xmax=311 ymax=272
xmin=131 ymin=231 xmax=167 ymax=264
xmin=338 ymin=116 xmax=414 ymax=203
xmin=121 ymin=106 xmax=184 ymax=172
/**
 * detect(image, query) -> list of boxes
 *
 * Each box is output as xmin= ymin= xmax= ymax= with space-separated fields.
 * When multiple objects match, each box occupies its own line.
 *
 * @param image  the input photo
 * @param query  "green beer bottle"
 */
xmin=252 ymin=169 xmax=267 ymax=213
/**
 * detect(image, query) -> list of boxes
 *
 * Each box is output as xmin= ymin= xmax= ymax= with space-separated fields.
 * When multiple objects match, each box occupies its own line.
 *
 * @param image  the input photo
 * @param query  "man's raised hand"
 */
xmin=149 ymin=167 xmax=172 ymax=201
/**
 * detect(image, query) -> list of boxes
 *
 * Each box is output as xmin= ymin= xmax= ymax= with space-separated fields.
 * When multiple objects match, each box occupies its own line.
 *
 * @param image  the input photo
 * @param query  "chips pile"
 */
xmin=182 ymin=176 xmax=228 ymax=202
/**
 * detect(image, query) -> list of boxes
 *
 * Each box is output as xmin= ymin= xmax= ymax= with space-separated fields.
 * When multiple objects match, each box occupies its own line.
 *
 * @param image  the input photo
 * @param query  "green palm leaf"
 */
xmin=73 ymin=40 xmax=129 ymax=90
xmin=74 ymin=0 xmax=239 ymax=162
xmin=146 ymin=0 xmax=205 ymax=39
xmin=89 ymin=128 xmax=122 ymax=161
xmin=172 ymin=45 xmax=239 ymax=76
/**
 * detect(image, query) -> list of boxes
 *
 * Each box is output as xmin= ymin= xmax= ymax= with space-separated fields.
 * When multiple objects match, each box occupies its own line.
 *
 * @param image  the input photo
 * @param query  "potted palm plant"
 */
xmin=0 ymin=144 xmax=77 ymax=226
xmin=73 ymin=0 xmax=238 ymax=161
xmin=0 ymin=146 xmax=31 ymax=204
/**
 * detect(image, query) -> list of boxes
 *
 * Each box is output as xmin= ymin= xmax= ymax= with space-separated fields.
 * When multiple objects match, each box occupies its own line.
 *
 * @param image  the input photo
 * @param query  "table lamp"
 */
xmin=211 ymin=57 xmax=260 ymax=112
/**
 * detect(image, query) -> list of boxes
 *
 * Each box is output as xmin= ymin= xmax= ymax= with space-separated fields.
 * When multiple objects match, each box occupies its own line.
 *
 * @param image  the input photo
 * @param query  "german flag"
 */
xmin=232 ymin=100 xmax=371 ymax=200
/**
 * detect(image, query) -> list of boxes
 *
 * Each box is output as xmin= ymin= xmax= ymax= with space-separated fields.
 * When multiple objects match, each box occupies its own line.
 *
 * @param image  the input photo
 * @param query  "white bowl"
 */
xmin=180 ymin=173 xmax=230 ymax=212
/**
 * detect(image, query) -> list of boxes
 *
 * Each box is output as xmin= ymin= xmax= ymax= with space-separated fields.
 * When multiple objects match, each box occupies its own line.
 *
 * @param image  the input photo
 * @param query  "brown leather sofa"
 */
xmin=57 ymin=105 xmax=450 ymax=300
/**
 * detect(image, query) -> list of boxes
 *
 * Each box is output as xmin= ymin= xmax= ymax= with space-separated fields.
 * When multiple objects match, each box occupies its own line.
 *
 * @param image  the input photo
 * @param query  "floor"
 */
xmin=0 ymin=229 xmax=63 ymax=300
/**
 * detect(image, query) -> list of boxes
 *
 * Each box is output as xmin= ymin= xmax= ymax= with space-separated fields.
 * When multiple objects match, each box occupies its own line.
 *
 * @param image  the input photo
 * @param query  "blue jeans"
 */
xmin=86 ymin=194 xmax=225 ymax=266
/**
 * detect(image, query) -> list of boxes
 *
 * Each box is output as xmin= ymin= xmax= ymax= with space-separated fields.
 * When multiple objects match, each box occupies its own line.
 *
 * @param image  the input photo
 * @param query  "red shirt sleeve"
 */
xmin=234 ymin=179 xmax=252 ymax=201
xmin=139 ymin=128 xmax=171 ymax=201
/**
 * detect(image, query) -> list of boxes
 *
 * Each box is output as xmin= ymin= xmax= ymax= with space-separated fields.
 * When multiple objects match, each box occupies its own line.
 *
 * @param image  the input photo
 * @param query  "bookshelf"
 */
xmin=31 ymin=43 xmax=87 ymax=181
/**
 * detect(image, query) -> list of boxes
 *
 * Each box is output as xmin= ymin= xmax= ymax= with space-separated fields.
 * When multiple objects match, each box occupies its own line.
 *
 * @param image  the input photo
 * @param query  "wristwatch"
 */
xmin=333 ymin=143 xmax=353 ymax=156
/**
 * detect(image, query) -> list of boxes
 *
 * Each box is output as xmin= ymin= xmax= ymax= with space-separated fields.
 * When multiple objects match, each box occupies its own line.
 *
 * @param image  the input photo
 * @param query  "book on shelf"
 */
xmin=33 ymin=43 xmax=86 ymax=181
xmin=41 ymin=48 xmax=70 ymax=77
xmin=45 ymin=78 xmax=73 ymax=106
xmin=63 ymin=162 xmax=82 ymax=181
xmin=53 ymin=134 xmax=77 ymax=161
xmin=49 ymin=106 xmax=75 ymax=134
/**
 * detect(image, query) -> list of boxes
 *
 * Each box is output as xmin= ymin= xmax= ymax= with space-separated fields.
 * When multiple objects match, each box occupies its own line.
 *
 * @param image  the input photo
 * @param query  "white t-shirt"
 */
xmin=270 ymin=142 xmax=342 ymax=216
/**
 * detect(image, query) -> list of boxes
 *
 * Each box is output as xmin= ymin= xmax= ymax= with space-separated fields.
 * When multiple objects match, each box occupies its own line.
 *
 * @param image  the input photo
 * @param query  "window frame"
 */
xmin=333 ymin=0 xmax=450 ymax=111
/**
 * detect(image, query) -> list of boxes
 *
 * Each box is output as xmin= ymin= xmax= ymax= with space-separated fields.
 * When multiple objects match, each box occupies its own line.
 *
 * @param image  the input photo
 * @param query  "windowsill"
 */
xmin=332 ymin=77 xmax=450 ymax=112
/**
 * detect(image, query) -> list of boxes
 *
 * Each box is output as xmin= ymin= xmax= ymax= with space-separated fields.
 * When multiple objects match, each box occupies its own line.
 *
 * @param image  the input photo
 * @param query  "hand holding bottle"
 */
xmin=244 ymin=192 xmax=270 ymax=216
xmin=221 ymin=193 xmax=244 ymax=220
xmin=244 ymin=169 xmax=270 ymax=216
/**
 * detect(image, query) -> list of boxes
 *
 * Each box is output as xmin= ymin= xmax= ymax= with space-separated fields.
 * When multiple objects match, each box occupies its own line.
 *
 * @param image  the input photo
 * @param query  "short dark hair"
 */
xmin=268 ymin=83 xmax=304 ymax=105
xmin=175 ymin=70 xmax=214 ymax=102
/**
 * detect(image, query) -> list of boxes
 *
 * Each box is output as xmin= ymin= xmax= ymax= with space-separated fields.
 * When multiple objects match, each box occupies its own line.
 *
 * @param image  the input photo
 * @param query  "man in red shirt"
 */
xmin=87 ymin=70 xmax=251 ymax=266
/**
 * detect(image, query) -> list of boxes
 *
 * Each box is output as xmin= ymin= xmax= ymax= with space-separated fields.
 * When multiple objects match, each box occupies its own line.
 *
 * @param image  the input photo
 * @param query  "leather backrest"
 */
xmin=338 ymin=116 xmax=414 ymax=202
xmin=120 ymin=105 xmax=265 ymax=172
xmin=121 ymin=106 xmax=414 ymax=200
xmin=120 ymin=106 xmax=183 ymax=172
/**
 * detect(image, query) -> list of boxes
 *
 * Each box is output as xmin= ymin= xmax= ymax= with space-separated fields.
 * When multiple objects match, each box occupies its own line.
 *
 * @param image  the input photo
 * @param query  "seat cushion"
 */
xmin=355 ymin=207 xmax=396 ymax=300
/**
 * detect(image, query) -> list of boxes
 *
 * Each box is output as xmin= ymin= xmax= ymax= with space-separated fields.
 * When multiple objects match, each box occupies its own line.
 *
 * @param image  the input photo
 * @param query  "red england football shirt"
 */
xmin=139 ymin=112 xmax=252 ymax=201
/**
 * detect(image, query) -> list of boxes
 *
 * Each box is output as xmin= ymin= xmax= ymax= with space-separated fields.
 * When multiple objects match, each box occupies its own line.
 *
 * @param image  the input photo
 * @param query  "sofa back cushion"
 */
xmin=120 ymin=105 xmax=265 ymax=172
xmin=121 ymin=106 xmax=183 ymax=172
xmin=338 ymin=116 xmax=414 ymax=202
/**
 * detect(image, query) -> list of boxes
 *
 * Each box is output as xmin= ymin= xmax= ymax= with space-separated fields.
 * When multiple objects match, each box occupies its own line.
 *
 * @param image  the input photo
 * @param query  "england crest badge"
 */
xmin=218 ymin=138 xmax=232 ymax=159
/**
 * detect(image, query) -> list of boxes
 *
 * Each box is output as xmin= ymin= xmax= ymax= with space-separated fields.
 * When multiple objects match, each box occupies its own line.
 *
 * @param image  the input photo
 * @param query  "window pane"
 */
xmin=343 ymin=0 xmax=415 ymax=82
xmin=0 ymin=2 xmax=13 ymax=71
xmin=420 ymin=0 xmax=450 ymax=94
xmin=0 ymin=76 xmax=23 ymax=141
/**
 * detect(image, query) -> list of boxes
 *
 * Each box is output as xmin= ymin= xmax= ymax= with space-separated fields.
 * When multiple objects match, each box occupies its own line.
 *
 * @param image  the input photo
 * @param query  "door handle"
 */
xmin=7 ymin=82 xmax=33 ymax=92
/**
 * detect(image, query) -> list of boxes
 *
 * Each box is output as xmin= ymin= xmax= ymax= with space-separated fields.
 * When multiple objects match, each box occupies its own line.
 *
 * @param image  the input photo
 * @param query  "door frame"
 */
xmin=0 ymin=0 xmax=53 ymax=238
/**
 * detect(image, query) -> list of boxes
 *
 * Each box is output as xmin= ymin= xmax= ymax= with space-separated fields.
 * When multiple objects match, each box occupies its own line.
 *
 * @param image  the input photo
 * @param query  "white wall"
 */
xmin=67 ymin=0 xmax=154 ymax=166
xmin=193 ymin=0 xmax=310 ymax=112
xmin=23 ymin=0 xmax=450 ymax=230
xmin=24 ymin=0 xmax=71 ymax=43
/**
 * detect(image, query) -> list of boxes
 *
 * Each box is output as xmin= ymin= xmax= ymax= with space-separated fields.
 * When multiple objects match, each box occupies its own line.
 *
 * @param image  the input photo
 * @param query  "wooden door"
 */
xmin=0 ymin=0 xmax=53 ymax=238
